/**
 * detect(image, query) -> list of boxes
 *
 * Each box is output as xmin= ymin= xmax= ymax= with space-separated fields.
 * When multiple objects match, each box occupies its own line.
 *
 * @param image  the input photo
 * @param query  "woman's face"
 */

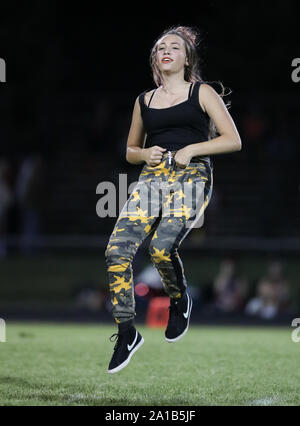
xmin=156 ymin=34 xmax=187 ymax=75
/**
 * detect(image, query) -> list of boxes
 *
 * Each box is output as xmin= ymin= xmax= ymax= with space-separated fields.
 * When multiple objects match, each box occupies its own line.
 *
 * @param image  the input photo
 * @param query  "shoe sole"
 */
xmin=165 ymin=297 xmax=193 ymax=343
xmin=107 ymin=337 xmax=144 ymax=374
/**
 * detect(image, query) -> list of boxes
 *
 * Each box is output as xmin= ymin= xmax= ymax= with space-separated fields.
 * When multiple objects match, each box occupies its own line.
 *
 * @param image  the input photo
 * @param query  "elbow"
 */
xmin=236 ymin=139 xmax=242 ymax=151
xmin=126 ymin=148 xmax=133 ymax=164
xmin=234 ymin=135 xmax=242 ymax=152
xmin=223 ymin=133 xmax=242 ymax=152
xmin=126 ymin=154 xmax=133 ymax=165
xmin=126 ymin=150 xmax=139 ymax=165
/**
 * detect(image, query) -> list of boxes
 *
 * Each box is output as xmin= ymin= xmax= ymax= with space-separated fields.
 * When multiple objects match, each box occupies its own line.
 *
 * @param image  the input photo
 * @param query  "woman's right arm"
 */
xmin=126 ymin=96 xmax=166 ymax=166
xmin=126 ymin=96 xmax=147 ymax=165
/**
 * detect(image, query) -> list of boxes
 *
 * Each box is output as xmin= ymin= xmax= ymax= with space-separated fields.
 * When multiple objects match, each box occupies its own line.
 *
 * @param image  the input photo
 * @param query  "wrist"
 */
xmin=140 ymin=148 xmax=147 ymax=163
xmin=186 ymin=144 xmax=196 ymax=158
xmin=188 ymin=144 xmax=202 ymax=158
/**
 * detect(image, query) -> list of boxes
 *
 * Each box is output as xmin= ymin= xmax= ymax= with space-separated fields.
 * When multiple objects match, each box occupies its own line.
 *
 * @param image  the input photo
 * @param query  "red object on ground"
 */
xmin=146 ymin=297 xmax=170 ymax=328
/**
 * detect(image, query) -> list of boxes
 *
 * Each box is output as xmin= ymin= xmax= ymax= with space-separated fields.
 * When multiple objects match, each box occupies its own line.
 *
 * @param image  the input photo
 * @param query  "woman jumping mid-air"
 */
xmin=105 ymin=25 xmax=241 ymax=373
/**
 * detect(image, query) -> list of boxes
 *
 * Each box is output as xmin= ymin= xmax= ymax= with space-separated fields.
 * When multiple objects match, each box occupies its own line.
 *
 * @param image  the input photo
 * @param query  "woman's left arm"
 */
xmin=186 ymin=83 xmax=242 ymax=158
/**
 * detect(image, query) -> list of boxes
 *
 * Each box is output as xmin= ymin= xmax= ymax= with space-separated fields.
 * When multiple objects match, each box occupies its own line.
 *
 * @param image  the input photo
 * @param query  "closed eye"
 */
xmin=158 ymin=47 xmax=179 ymax=51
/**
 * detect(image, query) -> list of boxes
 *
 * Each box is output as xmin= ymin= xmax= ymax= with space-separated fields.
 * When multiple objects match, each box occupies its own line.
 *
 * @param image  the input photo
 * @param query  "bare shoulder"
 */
xmin=198 ymin=83 xmax=221 ymax=113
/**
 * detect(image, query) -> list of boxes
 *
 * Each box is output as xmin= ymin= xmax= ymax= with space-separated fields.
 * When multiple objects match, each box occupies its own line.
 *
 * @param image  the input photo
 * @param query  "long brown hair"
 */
xmin=149 ymin=25 xmax=231 ymax=139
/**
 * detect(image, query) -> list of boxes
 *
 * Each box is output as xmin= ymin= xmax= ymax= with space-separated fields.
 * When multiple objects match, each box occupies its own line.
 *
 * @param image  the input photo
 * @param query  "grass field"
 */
xmin=0 ymin=322 xmax=299 ymax=406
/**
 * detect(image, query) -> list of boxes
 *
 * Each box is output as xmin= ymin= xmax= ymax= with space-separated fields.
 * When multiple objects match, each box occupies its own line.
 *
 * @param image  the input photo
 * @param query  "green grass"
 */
xmin=0 ymin=323 xmax=299 ymax=406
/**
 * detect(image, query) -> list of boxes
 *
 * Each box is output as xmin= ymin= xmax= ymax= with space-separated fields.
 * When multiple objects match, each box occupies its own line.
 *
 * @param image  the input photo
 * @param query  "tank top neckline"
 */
xmin=144 ymin=81 xmax=199 ymax=111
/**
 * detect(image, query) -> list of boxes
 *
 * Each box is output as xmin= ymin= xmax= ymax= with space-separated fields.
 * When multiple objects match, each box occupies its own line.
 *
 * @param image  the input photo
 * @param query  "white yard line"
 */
xmin=250 ymin=397 xmax=277 ymax=406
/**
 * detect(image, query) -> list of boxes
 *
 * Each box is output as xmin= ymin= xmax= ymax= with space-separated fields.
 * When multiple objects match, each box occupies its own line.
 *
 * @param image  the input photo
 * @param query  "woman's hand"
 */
xmin=174 ymin=147 xmax=193 ymax=168
xmin=143 ymin=146 xmax=167 ymax=166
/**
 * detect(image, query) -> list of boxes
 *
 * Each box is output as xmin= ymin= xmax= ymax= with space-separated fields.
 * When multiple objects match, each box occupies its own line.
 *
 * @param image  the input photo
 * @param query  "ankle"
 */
xmin=118 ymin=318 xmax=135 ymax=334
xmin=171 ymin=290 xmax=187 ymax=301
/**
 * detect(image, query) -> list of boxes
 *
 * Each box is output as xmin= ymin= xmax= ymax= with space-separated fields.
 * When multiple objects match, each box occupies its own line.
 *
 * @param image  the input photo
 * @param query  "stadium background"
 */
xmin=0 ymin=1 xmax=300 ymax=325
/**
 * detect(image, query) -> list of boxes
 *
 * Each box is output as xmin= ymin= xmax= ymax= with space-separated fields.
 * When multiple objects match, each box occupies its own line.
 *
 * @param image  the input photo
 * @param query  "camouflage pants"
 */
xmin=104 ymin=150 xmax=213 ymax=324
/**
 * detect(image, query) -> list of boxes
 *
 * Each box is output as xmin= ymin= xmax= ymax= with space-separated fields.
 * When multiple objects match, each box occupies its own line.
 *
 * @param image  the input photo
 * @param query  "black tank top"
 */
xmin=138 ymin=81 xmax=210 ymax=154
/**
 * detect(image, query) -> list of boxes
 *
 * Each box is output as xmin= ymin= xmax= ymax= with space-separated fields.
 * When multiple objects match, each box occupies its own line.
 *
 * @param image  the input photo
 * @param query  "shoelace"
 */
xmin=109 ymin=333 xmax=123 ymax=351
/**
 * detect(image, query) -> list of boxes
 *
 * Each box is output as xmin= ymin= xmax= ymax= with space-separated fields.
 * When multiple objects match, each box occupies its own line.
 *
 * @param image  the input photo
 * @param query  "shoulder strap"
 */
xmin=138 ymin=91 xmax=145 ymax=108
xmin=191 ymin=81 xmax=201 ymax=98
xmin=188 ymin=82 xmax=193 ymax=98
xmin=190 ymin=81 xmax=203 ymax=106
xmin=147 ymin=89 xmax=156 ymax=107
xmin=138 ymin=89 xmax=157 ymax=110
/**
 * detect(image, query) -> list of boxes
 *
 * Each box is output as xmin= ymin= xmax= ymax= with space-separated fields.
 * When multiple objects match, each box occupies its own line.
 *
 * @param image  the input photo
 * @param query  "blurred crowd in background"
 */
xmin=74 ymin=258 xmax=296 ymax=320
xmin=0 ymin=154 xmax=47 ymax=257
xmin=0 ymin=94 xmax=299 ymax=249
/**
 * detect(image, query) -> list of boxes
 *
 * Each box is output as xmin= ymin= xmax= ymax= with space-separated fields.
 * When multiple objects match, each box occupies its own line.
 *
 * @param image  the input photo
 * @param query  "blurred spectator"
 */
xmin=135 ymin=263 xmax=202 ymax=311
xmin=135 ymin=264 xmax=165 ymax=298
xmin=245 ymin=261 xmax=291 ymax=319
xmin=74 ymin=282 xmax=108 ymax=312
xmin=15 ymin=153 xmax=47 ymax=254
xmin=213 ymin=258 xmax=248 ymax=313
xmin=0 ymin=158 xmax=14 ymax=258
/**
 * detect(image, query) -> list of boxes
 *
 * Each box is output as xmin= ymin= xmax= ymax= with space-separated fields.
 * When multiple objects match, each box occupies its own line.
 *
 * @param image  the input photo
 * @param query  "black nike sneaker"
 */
xmin=165 ymin=292 xmax=193 ymax=342
xmin=107 ymin=327 xmax=144 ymax=374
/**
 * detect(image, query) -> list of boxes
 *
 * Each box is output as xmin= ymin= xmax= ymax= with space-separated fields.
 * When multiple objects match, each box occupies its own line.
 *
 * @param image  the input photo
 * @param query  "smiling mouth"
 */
xmin=162 ymin=58 xmax=173 ymax=64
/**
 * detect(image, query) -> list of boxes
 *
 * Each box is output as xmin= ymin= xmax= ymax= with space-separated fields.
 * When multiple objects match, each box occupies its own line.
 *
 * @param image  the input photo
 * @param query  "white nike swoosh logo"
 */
xmin=127 ymin=331 xmax=138 ymax=351
xmin=183 ymin=294 xmax=190 ymax=319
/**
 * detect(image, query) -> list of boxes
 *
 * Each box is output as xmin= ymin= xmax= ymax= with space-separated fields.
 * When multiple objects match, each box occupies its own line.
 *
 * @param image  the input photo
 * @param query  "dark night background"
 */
xmin=0 ymin=1 xmax=299 ymax=321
